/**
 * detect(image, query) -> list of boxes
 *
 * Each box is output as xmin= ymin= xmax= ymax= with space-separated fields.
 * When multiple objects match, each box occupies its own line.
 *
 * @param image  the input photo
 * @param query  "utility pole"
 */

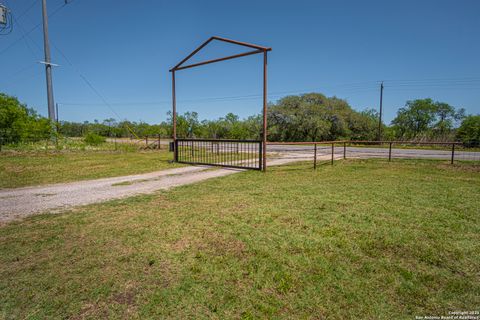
xmin=378 ymin=81 xmax=384 ymax=141
xmin=41 ymin=0 xmax=56 ymax=121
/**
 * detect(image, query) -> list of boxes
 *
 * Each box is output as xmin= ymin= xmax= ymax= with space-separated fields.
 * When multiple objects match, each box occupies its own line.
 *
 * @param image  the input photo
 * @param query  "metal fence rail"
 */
xmin=127 ymin=135 xmax=170 ymax=149
xmin=175 ymin=138 xmax=262 ymax=170
xmin=267 ymin=140 xmax=480 ymax=169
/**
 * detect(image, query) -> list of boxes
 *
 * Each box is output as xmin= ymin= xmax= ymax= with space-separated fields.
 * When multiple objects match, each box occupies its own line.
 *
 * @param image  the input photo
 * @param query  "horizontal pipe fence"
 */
xmin=267 ymin=140 xmax=480 ymax=169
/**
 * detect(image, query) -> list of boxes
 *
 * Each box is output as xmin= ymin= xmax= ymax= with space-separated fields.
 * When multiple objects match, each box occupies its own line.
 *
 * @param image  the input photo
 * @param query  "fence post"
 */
xmin=451 ymin=143 xmax=455 ymax=164
xmin=314 ymin=143 xmax=317 ymax=169
xmin=389 ymin=142 xmax=392 ymax=162
xmin=259 ymin=141 xmax=263 ymax=170
xmin=145 ymin=136 xmax=148 ymax=147
xmin=343 ymin=142 xmax=346 ymax=159
xmin=331 ymin=143 xmax=334 ymax=165
xmin=158 ymin=134 xmax=161 ymax=149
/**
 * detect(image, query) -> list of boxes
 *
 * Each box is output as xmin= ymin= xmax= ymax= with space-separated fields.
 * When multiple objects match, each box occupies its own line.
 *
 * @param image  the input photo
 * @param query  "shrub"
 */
xmin=84 ymin=132 xmax=106 ymax=146
xmin=0 ymin=93 xmax=53 ymax=145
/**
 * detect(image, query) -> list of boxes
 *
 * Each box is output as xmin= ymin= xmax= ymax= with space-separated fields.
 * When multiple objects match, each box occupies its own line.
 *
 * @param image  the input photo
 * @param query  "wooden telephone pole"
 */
xmin=378 ymin=81 xmax=384 ymax=140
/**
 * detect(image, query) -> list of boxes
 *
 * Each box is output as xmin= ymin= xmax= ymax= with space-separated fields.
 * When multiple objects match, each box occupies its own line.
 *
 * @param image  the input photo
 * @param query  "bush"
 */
xmin=84 ymin=132 xmax=106 ymax=146
xmin=457 ymin=115 xmax=480 ymax=147
xmin=0 ymin=93 xmax=53 ymax=145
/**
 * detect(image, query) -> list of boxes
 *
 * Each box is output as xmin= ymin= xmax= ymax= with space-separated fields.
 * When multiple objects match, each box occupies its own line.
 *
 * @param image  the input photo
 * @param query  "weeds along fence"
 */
xmin=267 ymin=140 xmax=480 ymax=168
xmin=0 ymin=135 xmax=172 ymax=152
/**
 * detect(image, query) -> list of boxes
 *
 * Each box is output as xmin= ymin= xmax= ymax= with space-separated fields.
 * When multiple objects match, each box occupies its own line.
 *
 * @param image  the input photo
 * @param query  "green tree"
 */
xmin=391 ymin=99 xmax=437 ymax=139
xmin=433 ymin=103 xmax=465 ymax=136
xmin=348 ymin=108 xmax=379 ymax=140
xmin=391 ymin=99 xmax=463 ymax=140
xmin=456 ymin=115 xmax=480 ymax=147
xmin=167 ymin=111 xmax=200 ymax=138
xmin=267 ymin=93 xmax=375 ymax=141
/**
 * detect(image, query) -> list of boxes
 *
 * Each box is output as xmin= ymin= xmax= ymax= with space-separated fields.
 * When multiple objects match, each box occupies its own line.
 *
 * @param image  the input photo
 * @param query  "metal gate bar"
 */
xmin=175 ymin=138 xmax=262 ymax=170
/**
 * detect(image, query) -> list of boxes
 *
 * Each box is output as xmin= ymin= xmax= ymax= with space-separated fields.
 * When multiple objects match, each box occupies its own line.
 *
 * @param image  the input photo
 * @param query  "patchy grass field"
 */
xmin=0 ymin=150 xmax=180 ymax=188
xmin=0 ymin=160 xmax=479 ymax=319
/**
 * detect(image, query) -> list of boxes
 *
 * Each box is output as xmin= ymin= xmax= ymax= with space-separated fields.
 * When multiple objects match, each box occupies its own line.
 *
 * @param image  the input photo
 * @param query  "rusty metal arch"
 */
xmin=170 ymin=36 xmax=271 ymax=171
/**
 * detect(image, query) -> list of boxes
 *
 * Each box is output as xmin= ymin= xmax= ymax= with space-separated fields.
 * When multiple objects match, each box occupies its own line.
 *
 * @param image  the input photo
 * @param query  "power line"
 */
xmin=382 ymin=76 xmax=480 ymax=83
xmin=14 ymin=0 xmax=40 ymax=21
xmin=0 ymin=1 xmax=68 ymax=56
xmin=0 ymin=63 xmax=39 ymax=86
xmin=387 ymin=83 xmax=480 ymax=88
xmin=56 ymin=76 xmax=480 ymax=108
xmin=10 ymin=12 xmax=42 ymax=58
xmin=54 ymin=82 xmax=380 ymax=107
xmin=384 ymin=86 xmax=480 ymax=92
xmin=50 ymin=40 xmax=140 ymax=138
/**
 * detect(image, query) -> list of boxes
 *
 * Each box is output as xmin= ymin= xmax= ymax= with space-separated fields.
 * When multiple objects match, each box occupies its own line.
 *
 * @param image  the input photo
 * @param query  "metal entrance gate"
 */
xmin=175 ymin=139 xmax=263 ymax=170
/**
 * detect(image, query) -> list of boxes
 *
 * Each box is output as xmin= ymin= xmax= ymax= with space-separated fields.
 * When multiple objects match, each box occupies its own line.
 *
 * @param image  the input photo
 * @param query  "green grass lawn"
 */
xmin=0 ymin=150 xmax=180 ymax=188
xmin=0 ymin=160 xmax=479 ymax=319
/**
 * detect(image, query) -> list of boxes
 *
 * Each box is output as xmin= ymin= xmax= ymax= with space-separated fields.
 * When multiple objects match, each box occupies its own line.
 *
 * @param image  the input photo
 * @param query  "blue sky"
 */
xmin=1 ymin=0 xmax=479 ymax=124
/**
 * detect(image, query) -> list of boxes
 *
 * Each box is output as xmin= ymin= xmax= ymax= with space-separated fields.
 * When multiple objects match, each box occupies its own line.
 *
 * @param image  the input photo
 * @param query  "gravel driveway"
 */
xmin=0 ymin=157 xmax=311 ymax=223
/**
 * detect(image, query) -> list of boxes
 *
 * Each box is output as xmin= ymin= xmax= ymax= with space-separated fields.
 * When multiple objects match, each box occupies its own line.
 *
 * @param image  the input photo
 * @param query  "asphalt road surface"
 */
xmin=267 ymin=144 xmax=480 ymax=161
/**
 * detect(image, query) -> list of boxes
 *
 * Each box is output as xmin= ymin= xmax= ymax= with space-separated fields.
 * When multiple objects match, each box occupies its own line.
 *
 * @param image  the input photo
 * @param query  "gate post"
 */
xmin=314 ymin=144 xmax=317 ymax=169
xmin=174 ymin=140 xmax=179 ymax=161
xmin=262 ymin=51 xmax=268 ymax=172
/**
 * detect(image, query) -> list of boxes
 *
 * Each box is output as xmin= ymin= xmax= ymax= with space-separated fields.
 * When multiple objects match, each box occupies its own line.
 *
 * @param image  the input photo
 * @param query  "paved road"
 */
xmin=267 ymin=144 xmax=480 ymax=161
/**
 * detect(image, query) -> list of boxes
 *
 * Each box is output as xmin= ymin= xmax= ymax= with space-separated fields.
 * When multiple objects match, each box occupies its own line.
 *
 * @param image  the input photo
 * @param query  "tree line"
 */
xmin=1 ymin=92 xmax=479 ymax=146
